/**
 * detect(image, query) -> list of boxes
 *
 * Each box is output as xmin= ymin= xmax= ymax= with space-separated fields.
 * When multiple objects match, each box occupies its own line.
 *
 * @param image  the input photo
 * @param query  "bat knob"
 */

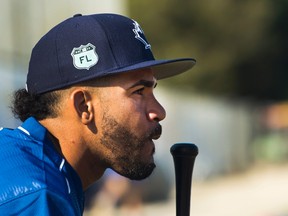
xmin=170 ymin=143 xmax=198 ymax=158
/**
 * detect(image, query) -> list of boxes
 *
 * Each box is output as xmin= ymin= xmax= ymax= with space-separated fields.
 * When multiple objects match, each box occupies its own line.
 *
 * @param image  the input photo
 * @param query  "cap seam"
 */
xmin=93 ymin=16 xmax=120 ymax=68
xmin=54 ymin=23 xmax=64 ymax=87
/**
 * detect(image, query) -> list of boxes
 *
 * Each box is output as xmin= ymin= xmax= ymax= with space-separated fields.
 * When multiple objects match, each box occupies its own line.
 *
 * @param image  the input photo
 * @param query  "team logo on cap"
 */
xmin=132 ymin=20 xmax=151 ymax=49
xmin=71 ymin=43 xmax=99 ymax=70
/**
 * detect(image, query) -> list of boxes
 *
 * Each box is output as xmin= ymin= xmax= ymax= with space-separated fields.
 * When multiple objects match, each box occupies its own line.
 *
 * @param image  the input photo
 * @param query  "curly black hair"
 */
xmin=11 ymin=75 xmax=112 ymax=122
xmin=11 ymin=89 xmax=61 ymax=122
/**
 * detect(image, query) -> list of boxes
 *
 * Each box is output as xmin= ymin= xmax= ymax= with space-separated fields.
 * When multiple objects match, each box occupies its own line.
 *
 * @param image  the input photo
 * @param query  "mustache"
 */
xmin=149 ymin=124 xmax=162 ymax=140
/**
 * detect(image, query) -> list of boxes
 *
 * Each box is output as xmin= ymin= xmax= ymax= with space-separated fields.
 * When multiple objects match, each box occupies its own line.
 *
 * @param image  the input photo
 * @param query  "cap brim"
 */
xmin=105 ymin=58 xmax=196 ymax=80
xmin=151 ymin=58 xmax=196 ymax=79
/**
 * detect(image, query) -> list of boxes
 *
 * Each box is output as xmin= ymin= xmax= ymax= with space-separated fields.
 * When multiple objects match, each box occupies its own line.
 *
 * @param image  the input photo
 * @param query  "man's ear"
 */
xmin=72 ymin=89 xmax=94 ymax=125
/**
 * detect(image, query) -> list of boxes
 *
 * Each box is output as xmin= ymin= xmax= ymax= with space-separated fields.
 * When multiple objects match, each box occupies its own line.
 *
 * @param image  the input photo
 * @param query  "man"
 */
xmin=0 ymin=13 xmax=195 ymax=215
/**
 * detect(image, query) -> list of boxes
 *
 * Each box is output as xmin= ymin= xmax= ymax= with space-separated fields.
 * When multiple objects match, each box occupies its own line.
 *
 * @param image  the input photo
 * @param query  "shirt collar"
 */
xmin=19 ymin=117 xmax=48 ymax=143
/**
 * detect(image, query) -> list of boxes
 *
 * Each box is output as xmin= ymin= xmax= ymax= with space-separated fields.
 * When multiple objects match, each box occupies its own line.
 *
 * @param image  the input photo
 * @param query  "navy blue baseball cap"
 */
xmin=27 ymin=13 xmax=196 ymax=94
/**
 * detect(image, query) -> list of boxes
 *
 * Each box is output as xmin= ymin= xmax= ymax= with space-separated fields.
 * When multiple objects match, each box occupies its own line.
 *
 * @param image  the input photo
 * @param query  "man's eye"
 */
xmin=133 ymin=88 xmax=144 ymax=95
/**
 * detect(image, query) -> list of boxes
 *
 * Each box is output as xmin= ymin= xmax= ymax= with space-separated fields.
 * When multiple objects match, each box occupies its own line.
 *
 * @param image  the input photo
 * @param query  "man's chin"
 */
xmin=121 ymin=162 xmax=156 ymax=180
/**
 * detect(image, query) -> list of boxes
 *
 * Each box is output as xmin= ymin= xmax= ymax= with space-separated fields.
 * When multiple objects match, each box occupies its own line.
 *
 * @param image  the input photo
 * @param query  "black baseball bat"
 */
xmin=170 ymin=143 xmax=199 ymax=216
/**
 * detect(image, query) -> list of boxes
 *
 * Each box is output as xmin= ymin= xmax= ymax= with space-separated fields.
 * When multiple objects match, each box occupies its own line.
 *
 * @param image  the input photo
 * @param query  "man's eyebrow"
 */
xmin=129 ymin=80 xmax=158 ymax=89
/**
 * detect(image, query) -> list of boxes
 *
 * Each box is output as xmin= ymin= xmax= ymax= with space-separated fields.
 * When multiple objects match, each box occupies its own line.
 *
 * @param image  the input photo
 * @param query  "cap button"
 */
xmin=73 ymin=14 xmax=82 ymax=17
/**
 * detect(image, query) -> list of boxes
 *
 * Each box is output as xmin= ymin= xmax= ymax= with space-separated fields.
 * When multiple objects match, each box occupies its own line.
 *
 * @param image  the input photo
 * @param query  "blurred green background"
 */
xmin=129 ymin=0 xmax=288 ymax=101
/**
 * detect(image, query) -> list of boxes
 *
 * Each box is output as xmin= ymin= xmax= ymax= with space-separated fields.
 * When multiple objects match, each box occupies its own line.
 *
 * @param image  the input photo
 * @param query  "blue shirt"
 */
xmin=0 ymin=117 xmax=84 ymax=215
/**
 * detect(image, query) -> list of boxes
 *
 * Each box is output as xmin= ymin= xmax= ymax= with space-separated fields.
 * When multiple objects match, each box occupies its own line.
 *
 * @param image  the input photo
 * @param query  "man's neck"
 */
xmin=39 ymin=118 xmax=106 ymax=190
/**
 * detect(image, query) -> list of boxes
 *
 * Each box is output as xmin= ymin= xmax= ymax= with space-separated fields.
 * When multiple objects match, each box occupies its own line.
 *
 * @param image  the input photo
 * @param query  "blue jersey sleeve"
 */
xmin=0 ymin=189 xmax=79 ymax=216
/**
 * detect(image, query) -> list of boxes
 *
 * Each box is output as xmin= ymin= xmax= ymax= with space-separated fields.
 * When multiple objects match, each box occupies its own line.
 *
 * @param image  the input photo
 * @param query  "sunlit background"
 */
xmin=1 ymin=0 xmax=288 ymax=215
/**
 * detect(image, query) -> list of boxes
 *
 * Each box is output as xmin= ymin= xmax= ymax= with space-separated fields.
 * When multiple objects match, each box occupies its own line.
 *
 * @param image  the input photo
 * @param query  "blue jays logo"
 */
xmin=132 ymin=20 xmax=151 ymax=49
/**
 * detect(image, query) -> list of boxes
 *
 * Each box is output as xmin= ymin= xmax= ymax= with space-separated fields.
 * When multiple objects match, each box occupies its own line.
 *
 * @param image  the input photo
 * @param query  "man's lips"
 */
xmin=150 ymin=124 xmax=162 ymax=140
xmin=151 ymin=133 xmax=161 ymax=140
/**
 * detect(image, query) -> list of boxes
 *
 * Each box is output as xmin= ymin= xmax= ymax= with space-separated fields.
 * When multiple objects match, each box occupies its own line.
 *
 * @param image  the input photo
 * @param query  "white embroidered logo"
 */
xmin=132 ymin=20 xmax=151 ymax=49
xmin=71 ymin=43 xmax=99 ymax=70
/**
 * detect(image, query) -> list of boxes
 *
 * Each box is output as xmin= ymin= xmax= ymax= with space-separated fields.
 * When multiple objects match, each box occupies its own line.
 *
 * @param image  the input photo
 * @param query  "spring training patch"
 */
xmin=71 ymin=43 xmax=99 ymax=70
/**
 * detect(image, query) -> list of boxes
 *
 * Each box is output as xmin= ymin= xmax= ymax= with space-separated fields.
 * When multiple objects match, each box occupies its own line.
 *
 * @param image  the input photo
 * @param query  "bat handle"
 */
xmin=170 ymin=143 xmax=198 ymax=216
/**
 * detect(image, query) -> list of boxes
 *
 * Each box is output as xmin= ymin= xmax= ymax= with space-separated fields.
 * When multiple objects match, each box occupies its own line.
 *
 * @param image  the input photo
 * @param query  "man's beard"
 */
xmin=100 ymin=114 xmax=161 ymax=180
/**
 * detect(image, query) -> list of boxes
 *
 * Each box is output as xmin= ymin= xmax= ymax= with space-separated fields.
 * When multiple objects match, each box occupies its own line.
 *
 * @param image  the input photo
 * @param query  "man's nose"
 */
xmin=148 ymin=98 xmax=166 ymax=122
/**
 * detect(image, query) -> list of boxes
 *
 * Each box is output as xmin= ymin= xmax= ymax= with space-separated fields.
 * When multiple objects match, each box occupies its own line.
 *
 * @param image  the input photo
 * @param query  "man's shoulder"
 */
xmin=0 ymin=125 xmax=69 ymax=206
xmin=0 ymin=124 xmax=45 ymax=172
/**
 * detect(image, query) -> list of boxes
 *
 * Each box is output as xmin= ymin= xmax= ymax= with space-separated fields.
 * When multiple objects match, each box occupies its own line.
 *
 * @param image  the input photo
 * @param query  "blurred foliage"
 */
xmin=128 ymin=0 xmax=288 ymax=101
